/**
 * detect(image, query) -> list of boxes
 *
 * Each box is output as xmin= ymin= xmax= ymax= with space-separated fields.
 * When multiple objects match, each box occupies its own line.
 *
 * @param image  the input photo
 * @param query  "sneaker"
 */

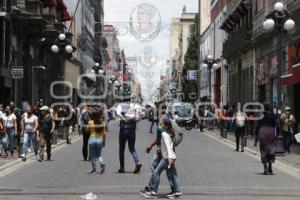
xmin=118 ymin=168 xmax=125 ymax=173
xmin=90 ymin=170 xmax=96 ymax=175
xmin=100 ymin=164 xmax=105 ymax=174
xmin=20 ymin=153 xmax=25 ymax=158
xmin=139 ymin=190 xmax=157 ymax=198
xmin=133 ymin=164 xmax=142 ymax=174
xmin=166 ymin=191 xmax=182 ymax=199
xmin=28 ymin=148 xmax=31 ymax=153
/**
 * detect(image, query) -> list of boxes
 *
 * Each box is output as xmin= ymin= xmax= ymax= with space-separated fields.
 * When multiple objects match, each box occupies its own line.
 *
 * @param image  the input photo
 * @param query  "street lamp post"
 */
xmin=51 ymin=33 xmax=75 ymax=101
xmin=263 ymin=2 xmax=295 ymax=154
xmin=263 ymin=1 xmax=295 ymax=114
xmin=202 ymin=55 xmax=219 ymax=102
xmin=90 ymin=62 xmax=105 ymax=98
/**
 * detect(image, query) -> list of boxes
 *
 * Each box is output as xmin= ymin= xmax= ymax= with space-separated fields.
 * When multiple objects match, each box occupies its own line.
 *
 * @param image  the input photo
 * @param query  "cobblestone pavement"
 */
xmin=0 ymin=120 xmax=300 ymax=200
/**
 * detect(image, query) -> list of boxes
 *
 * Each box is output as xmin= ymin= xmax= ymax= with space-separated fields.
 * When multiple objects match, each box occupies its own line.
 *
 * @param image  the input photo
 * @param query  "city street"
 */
xmin=0 ymin=120 xmax=300 ymax=200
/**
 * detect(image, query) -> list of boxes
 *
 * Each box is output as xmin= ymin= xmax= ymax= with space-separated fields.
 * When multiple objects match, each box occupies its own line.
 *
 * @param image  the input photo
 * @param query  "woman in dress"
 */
xmin=256 ymin=104 xmax=277 ymax=175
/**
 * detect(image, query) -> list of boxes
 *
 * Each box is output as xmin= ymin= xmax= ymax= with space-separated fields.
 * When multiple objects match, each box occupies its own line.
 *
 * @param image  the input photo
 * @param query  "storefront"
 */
xmin=64 ymin=59 xmax=81 ymax=105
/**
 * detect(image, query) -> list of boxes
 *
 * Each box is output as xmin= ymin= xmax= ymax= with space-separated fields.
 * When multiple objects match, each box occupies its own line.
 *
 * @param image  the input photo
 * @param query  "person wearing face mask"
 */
xmin=38 ymin=106 xmax=55 ymax=161
xmin=1 ymin=106 xmax=17 ymax=157
xmin=281 ymin=107 xmax=296 ymax=154
xmin=21 ymin=106 xmax=38 ymax=161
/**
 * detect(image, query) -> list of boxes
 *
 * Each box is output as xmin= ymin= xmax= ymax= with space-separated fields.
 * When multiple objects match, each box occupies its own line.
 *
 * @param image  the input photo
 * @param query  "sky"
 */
xmin=104 ymin=0 xmax=198 ymax=99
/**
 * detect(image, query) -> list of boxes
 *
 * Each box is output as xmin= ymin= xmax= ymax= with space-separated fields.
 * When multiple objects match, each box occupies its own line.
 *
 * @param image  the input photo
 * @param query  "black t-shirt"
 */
xmin=39 ymin=115 xmax=53 ymax=134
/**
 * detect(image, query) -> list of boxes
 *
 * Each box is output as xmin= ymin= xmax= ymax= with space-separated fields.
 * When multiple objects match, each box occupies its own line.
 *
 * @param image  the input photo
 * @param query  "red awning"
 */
xmin=40 ymin=0 xmax=56 ymax=7
xmin=281 ymin=64 xmax=300 ymax=85
xmin=56 ymin=0 xmax=71 ymax=21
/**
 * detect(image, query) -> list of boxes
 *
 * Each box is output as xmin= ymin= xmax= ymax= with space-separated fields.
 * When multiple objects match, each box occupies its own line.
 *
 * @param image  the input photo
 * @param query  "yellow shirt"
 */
xmin=87 ymin=120 xmax=106 ymax=141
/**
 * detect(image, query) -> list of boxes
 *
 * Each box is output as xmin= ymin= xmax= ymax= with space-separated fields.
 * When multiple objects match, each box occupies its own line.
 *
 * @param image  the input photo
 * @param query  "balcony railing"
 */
xmin=223 ymin=27 xmax=252 ymax=58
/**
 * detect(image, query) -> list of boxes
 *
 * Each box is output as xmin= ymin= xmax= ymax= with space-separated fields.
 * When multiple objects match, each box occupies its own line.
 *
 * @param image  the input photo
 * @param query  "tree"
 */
xmin=181 ymin=15 xmax=199 ymax=103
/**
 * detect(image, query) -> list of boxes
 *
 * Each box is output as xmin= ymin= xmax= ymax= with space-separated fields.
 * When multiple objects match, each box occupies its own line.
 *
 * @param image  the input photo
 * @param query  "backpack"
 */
xmin=236 ymin=112 xmax=245 ymax=127
xmin=170 ymin=119 xmax=183 ymax=147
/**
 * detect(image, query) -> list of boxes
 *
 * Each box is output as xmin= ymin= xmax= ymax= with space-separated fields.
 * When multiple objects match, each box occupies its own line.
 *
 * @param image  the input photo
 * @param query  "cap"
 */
xmin=40 ymin=105 xmax=49 ymax=111
xmin=14 ymin=107 xmax=21 ymax=113
xmin=285 ymin=106 xmax=291 ymax=111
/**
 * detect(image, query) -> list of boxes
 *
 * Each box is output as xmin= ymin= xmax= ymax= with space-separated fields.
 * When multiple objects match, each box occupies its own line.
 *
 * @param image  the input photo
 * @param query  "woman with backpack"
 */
xmin=87 ymin=108 xmax=106 ymax=175
xmin=233 ymin=102 xmax=246 ymax=152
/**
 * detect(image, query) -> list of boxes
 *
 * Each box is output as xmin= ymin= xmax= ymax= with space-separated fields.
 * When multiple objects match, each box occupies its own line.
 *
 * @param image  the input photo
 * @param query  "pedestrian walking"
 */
xmin=38 ymin=106 xmax=55 ymax=161
xmin=81 ymin=104 xmax=91 ymax=161
xmin=218 ymin=105 xmax=228 ymax=138
xmin=87 ymin=109 xmax=106 ymax=175
xmin=117 ymin=98 xmax=142 ymax=173
xmin=21 ymin=106 xmax=38 ymax=161
xmin=281 ymin=106 xmax=296 ymax=154
xmin=14 ymin=108 xmax=23 ymax=158
xmin=140 ymin=116 xmax=182 ymax=198
xmin=0 ymin=105 xmax=9 ymax=157
xmin=62 ymin=106 xmax=72 ymax=144
xmin=1 ymin=106 xmax=17 ymax=157
xmin=149 ymin=103 xmax=159 ymax=134
xmin=233 ymin=102 xmax=246 ymax=152
xmin=256 ymin=104 xmax=277 ymax=175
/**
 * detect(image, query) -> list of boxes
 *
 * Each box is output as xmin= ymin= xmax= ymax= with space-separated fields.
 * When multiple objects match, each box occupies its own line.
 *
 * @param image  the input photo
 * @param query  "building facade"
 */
xmin=0 ymin=0 xmax=72 ymax=105
xmin=252 ymin=0 xmax=300 ymax=131
xmin=170 ymin=6 xmax=196 ymax=99
xmin=221 ymin=0 xmax=253 ymax=105
xmin=200 ymin=0 xmax=227 ymax=106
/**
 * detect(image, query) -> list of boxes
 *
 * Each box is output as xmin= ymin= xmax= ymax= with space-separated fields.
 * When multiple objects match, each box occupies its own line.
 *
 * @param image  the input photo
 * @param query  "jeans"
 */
xmin=148 ymin=157 xmax=181 ymax=193
xmin=145 ymin=154 xmax=179 ymax=193
xmin=235 ymin=126 xmax=246 ymax=150
xmin=23 ymin=132 xmax=38 ymax=156
xmin=39 ymin=132 xmax=52 ymax=160
xmin=6 ymin=128 xmax=15 ymax=154
xmin=89 ymin=136 xmax=103 ymax=171
xmin=0 ymin=134 xmax=8 ymax=153
xmin=150 ymin=121 xmax=158 ymax=133
xmin=82 ymin=128 xmax=90 ymax=160
xmin=119 ymin=128 xmax=139 ymax=169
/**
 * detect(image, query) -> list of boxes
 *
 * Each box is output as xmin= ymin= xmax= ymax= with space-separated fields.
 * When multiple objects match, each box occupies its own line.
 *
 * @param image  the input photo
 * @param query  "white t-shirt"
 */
xmin=161 ymin=132 xmax=176 ymax=159
xmin=0 ymin=111 xmax=3 ymax=119
xmin=23 ymin=114 xmax=38 ymax=132
xmin=1 ymin=113 xmax=17 ymax=128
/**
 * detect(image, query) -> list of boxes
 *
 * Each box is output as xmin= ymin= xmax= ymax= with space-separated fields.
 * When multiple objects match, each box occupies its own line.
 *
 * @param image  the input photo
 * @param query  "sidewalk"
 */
xmin=0 ymin=129 xmax=80 ymax=172
xmin=204 ymin=128 xmax=300 ymax=170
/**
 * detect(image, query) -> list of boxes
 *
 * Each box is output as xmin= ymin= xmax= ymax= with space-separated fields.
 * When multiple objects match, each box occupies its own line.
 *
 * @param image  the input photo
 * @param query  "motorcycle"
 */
xmin=174 ymin=114 xmax=195 ymax=131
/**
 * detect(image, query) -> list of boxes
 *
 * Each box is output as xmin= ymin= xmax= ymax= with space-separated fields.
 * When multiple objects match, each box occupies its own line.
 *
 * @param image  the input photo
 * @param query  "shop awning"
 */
xmin=281 ymin=63 xmax=300 ymax=85
xmin=56 ymin=0 xmax=71 ymax=21
xmin=40 ymin=0 xmax=71 ymax=21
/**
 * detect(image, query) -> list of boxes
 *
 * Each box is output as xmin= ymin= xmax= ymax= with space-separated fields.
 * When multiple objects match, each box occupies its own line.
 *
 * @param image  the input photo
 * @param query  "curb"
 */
xmin=201 ymin=129 xmax=300 ymax=180
xmin=0 ymin=134 xmax=80 ymax=173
